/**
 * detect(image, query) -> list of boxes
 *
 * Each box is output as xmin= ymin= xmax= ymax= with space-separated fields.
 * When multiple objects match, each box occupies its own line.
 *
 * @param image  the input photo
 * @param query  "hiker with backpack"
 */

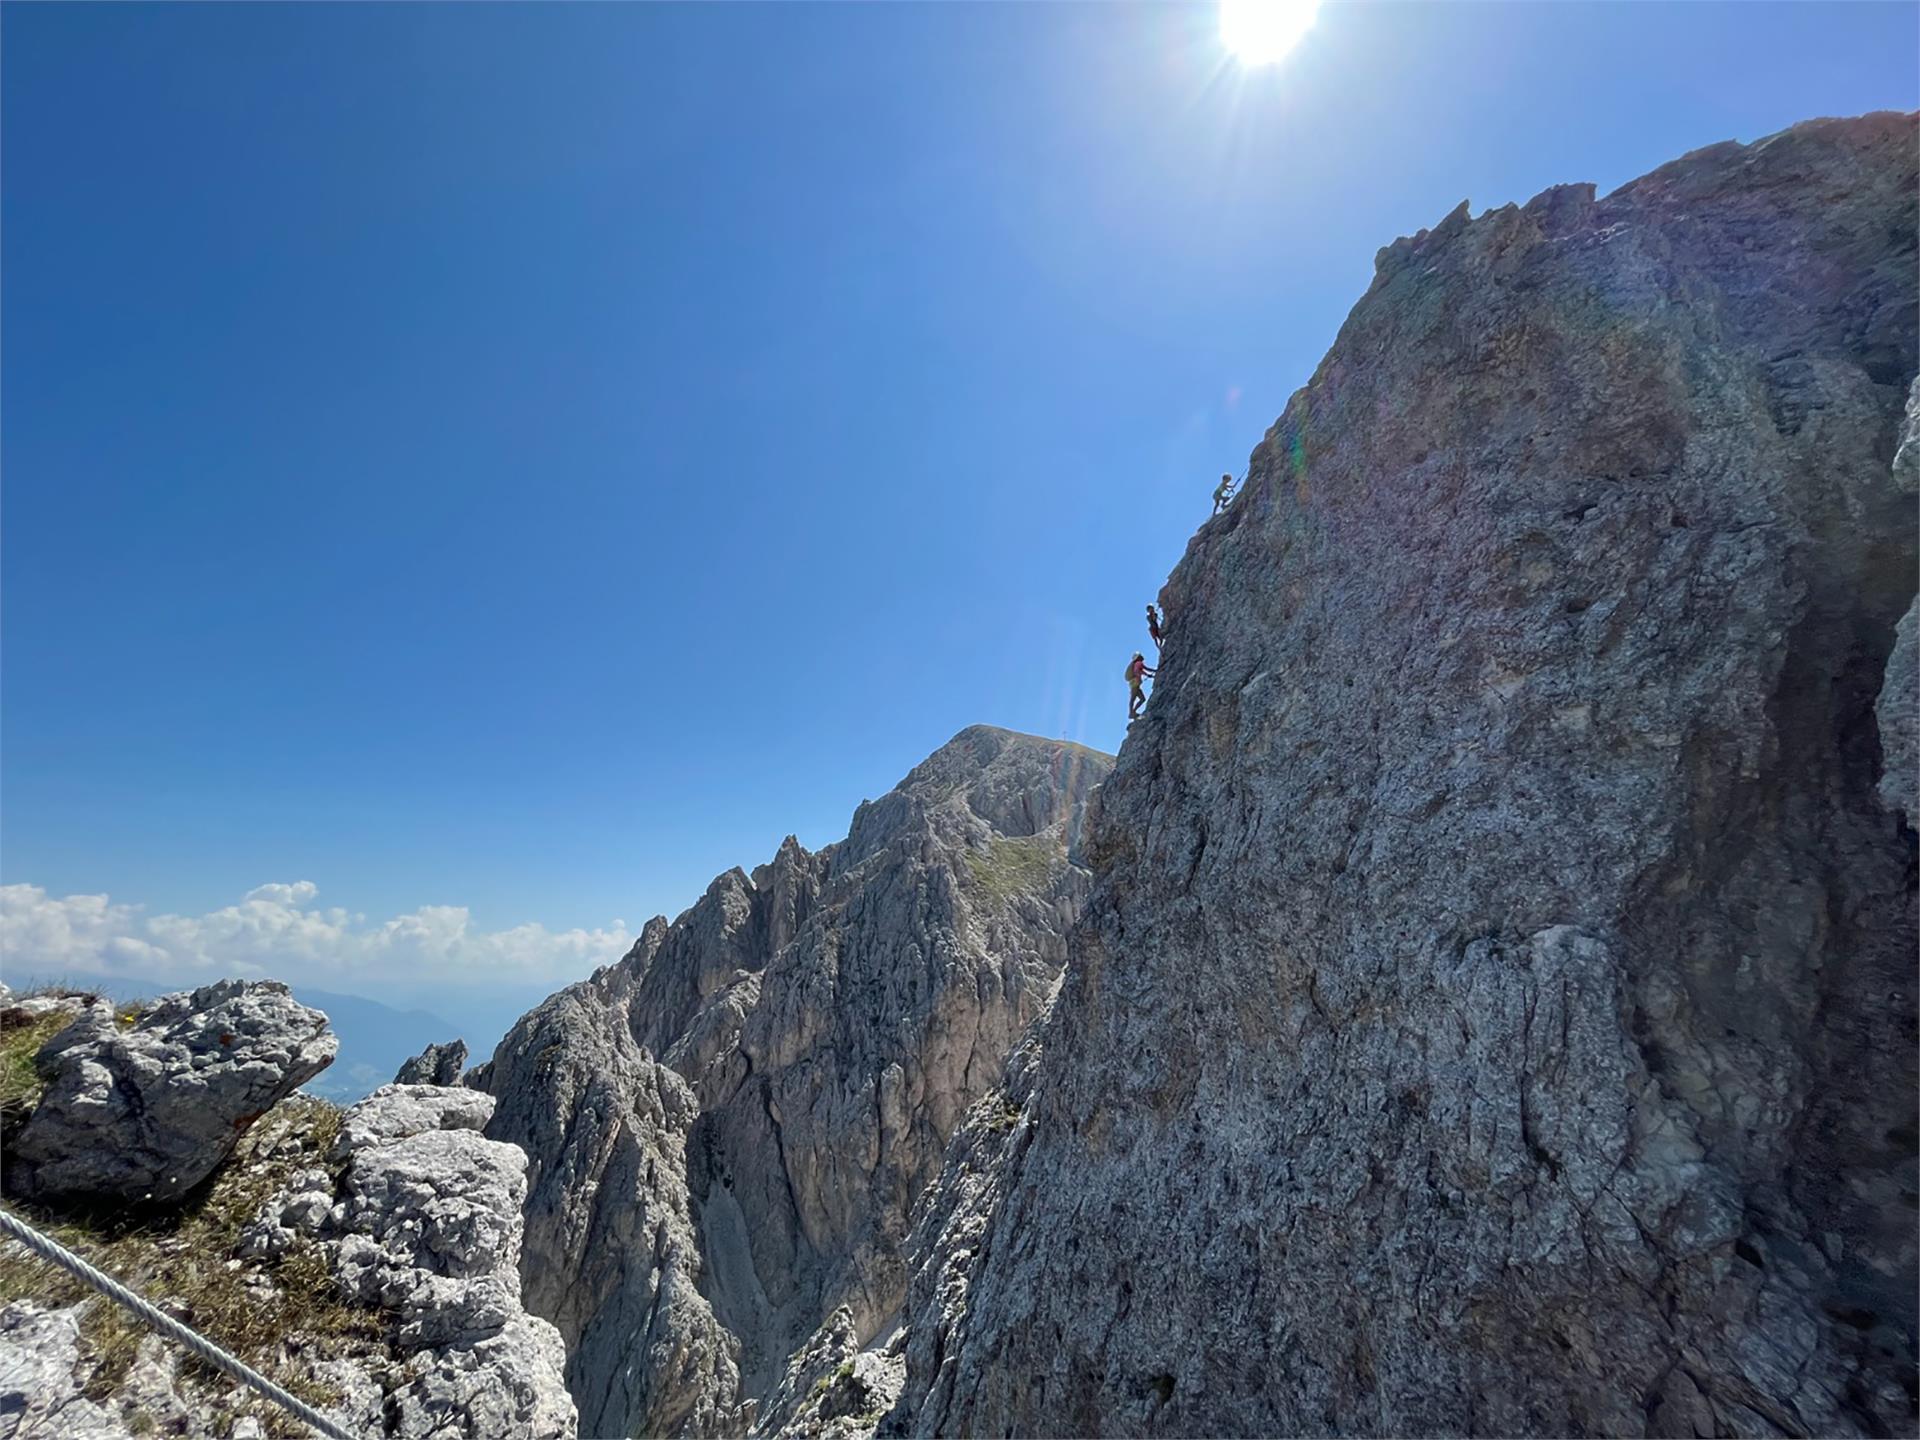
xmin=1126 ymin=652 xmax=1157 ymax=721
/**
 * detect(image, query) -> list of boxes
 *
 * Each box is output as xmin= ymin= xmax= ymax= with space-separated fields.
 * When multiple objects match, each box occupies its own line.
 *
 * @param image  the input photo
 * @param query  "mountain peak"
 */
xmin=476 ymin=722 xmax=1115 ymax=1436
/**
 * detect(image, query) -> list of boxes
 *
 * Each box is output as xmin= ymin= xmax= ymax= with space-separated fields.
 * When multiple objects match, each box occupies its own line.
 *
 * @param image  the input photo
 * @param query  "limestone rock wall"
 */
xmin=481 ymin=965 xmax=743 ymax=1439
xmin=891 ymin=112 xmax=1919 ymax=1439
xmin=264 ymin=1084 xmax=577 ymax=1439
xmin=480 ymin=727 xmax=1112 ymax=1437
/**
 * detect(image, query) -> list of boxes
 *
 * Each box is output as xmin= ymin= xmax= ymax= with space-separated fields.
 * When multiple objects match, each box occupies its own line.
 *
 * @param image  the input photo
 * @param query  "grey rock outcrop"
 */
xmin=0 ymin=1300 xmax=211 ymax=1440
xmin=9 ymin=980 xmax=336 ymax=1204
xmin=248 ymin=1083 xmax=577 ymax=1439
xmin=1895 ymin=375 xmax=1920 ymax=495
xmin=330 ymin=1081 xmax=494 ymax=1158
xmin=484 ymin=981 xmax=741 ymax=1438
xmin=1881 ymin=599 xmax=1917 ymax=823
xmin=394 ymin=1039 xmax=467 ymax=1087
xmin=0 ymin=1301 xmax=245 ymax=1440
xmin=1878 ymin=380 xmax=1920 ymax=823
xmin=760 ymin=1305 xmax=907 ymax=1440
xmin=891 ymin=113 xmax=1918 ymax=1437
xmin=479 ymin=726 xmax=1111 ymax=1436
xmin=0 ymin=1303 xmax=132 ymax=1440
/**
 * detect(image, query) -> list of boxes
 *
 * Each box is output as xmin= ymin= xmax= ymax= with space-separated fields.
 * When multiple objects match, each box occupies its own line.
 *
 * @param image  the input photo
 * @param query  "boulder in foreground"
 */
xmin=9 ymin=979 xmax=337 ymax=1205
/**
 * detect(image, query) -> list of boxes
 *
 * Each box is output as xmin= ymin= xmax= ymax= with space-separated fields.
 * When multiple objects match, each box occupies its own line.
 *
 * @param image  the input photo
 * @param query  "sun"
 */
xmin=1219 ymin=0 xmax=1321 ymax=67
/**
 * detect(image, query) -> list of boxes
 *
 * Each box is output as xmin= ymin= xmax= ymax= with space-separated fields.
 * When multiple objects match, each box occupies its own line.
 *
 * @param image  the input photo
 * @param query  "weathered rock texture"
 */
xmin=0 ymin=1301 xmax=234 ymax=1440
xmin=889 ymin=113 xmax=1919 ymax=1437
xmin=247 ymin=1083 xmax=577 ymax=1438
xmin=0 ymin=1302 xmax=132 ymax=1440
xmin=1880 ymin=600 xmax=1917 ymax=823
xmin=760 ymin=1304 xmax=907 ymax=1440
xmin=9 ymin=981 xmax=337 ymax=1204
xmin=481 ymin=960 xmax=742 ymax=1439
xmin=394 ymin=1039 xmax=468 ymax=1087
xmin=479 ymin=726 xmax=1111 ymax=1436
xmin=1877 ymin=380 xmax=1919 ymax=825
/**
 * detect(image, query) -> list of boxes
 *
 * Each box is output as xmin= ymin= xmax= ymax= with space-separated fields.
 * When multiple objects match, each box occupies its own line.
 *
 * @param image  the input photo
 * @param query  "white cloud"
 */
xmin=244 ymin=881 xmax=319 ymax=906
xmin=0 ymin=881 xmax=633 ymax=993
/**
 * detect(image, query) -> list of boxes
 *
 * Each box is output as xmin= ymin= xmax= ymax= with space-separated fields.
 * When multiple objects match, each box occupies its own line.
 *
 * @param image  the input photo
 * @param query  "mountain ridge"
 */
xmin=476 ymin=724 xmax=1114 ymax=1436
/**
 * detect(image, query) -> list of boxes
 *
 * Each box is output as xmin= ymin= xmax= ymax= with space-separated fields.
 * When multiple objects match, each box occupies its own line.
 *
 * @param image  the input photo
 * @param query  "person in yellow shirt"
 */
xmin=1126 ymin=652 xmax=1157 ymax=721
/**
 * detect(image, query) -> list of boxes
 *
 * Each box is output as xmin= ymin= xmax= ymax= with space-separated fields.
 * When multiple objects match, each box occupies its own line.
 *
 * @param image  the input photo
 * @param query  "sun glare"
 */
xmin=1220 ymin=0 xmax=1320 ymax=67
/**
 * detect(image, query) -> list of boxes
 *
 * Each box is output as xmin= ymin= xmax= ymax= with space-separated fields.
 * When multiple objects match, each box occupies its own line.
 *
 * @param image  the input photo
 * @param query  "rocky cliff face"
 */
xmin=479 ymin=726 xmax=1111 ymax=1437
xmin=889 ymin=113 xmax=1918 ymax=1438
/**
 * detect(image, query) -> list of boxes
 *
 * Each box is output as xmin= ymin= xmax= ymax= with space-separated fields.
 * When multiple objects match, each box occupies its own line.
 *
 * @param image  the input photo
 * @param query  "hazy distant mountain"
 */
xmin=287 ymin=987 xmax=462 ymax=1101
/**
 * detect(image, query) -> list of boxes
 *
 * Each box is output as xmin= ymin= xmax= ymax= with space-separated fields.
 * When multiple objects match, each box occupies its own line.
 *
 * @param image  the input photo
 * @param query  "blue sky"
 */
xmin=3 ymin=2 xmax=1914 ymax=1026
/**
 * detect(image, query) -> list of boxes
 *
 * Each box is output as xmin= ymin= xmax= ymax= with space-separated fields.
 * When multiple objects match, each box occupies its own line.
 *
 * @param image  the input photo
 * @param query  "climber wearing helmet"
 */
xmin=1126 ymin=652 xmax=1157 ymax=721
xmin=1146 ymin=604 xmax=1164 ymax=651
xmin=1213 ymin=473 xmax=1235 ymax=514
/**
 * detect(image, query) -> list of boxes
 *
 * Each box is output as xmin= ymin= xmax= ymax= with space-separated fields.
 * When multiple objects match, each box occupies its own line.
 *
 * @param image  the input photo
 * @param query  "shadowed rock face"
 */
xmin=891 ymin=114 xmax=1919 ymax=1438
xmin=481 ymin=968 xmax=740 ymax=1440
xmin=394 ymin=1039 xmax=467 ymax=1087
xmin=480 ymin=727 xmax=1112 ymax=1438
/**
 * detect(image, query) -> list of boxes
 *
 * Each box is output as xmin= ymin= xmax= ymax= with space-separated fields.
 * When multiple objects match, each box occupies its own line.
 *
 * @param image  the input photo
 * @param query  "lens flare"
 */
xmin=1219 ymin=0 xmax=1321 ymax=66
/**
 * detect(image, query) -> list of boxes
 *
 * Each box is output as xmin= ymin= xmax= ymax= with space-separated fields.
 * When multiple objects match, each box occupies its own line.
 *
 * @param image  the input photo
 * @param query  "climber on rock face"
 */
xmin=1126 ymin=652 xmax=1157 ymax=721
xmin=1146 ymin=604 xmax=1164 ymax=651
xmin=1213 ymin=473 xmax=1235 ymax=514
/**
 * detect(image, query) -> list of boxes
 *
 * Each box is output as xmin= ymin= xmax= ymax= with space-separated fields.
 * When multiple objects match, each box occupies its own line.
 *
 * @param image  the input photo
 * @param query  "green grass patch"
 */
xmin=982 ymin=1094 xmax=1024 ymax=1133
xmin=963 ymin=834 xmax=1059 ymax=902
xmin=1 ymin=990 xmax=153 ymax=1131
xmin=0 ymin=1009 xmax=87 ymax=1131
xmin=808 ymin=1357 xmax=857 ymax=1402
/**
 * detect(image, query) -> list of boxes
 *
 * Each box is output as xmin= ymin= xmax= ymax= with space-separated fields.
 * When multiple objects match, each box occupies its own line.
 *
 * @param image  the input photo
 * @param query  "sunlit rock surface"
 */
xmin=480 ymin=727 xmax=1111 ymax=1437
xmin=10 ymin=981 xmax=336 ymax=1205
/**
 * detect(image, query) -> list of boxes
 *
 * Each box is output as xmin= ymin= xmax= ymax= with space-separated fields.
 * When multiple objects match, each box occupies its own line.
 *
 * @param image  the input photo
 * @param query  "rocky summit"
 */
xmin=475 ymin=725 xmax=1112 ymax=1437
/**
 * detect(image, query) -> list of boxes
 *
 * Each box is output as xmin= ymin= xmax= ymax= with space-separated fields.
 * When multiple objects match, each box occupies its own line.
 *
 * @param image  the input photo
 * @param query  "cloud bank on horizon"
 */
xmin=0 ymin=880 xmax=635 ymax=994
